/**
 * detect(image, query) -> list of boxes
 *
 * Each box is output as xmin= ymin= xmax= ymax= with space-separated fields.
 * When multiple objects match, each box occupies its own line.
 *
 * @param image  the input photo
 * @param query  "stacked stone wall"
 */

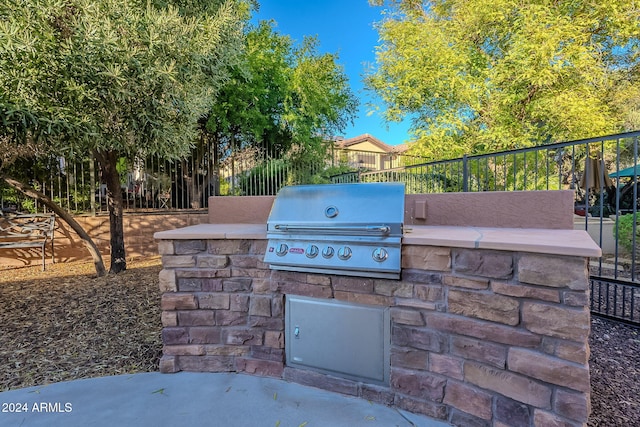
xmin=158 ymin=238 xmax=590 ymax=427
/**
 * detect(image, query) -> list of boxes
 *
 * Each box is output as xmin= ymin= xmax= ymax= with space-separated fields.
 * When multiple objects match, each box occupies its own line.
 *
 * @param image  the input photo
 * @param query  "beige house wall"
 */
xmin=348 ymin=140 xmax=387 ymax=152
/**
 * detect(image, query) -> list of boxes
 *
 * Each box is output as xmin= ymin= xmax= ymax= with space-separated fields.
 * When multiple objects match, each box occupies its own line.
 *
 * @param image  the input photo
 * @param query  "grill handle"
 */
xmin=273 ymin=224 xmax=391 ymax=234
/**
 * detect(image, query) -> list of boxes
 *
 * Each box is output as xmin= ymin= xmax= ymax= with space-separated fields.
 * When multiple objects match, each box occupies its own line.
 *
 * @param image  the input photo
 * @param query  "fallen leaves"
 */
xmin=0 ymin=258 xmax=163 ymax=392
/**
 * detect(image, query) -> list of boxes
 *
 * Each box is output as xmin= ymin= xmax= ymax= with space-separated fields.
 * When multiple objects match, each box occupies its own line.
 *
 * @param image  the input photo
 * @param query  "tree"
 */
xmin=205 ymin=20 xmax=358 ymax=194
xmin=367 ymin=0 xmax=640 ymax=159
xmin=0 ymin=0 xmax=245 ymax=273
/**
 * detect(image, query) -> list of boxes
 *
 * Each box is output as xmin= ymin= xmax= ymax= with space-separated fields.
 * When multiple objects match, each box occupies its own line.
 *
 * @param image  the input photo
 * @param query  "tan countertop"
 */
xmin=154 ymin=224 xmax=602 ymax=258
xmin=154 ymin=223 xmax=267 ymax=241
xmin=403 ymin=225 xmax=601 ymax=258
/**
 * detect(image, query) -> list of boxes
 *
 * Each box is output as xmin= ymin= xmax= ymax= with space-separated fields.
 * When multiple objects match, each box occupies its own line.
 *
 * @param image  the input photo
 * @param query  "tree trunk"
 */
xmin=0 ymin=175 xmax=107 ymax=277
xmin=189 ymin=137 xmax=206 ymax=209
xmin=211 ymin=132 xmax=222 ymax=197
xmin=94 ymin=150 xmax=126 ymax=274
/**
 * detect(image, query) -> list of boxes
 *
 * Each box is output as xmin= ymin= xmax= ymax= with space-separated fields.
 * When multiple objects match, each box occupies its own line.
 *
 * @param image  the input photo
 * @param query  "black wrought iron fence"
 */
xmin=591 ymin=276 xmax=640 ymax=326
xmin=331 ymin=131 xmax=640 ymax=325
xmin=0 ymin=142 xmax=425 ymax=214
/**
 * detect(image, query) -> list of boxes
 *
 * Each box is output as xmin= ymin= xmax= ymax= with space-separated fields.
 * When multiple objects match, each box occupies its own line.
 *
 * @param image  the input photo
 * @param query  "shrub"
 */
xmin=615 ymin=214 xmax=640 ymax=252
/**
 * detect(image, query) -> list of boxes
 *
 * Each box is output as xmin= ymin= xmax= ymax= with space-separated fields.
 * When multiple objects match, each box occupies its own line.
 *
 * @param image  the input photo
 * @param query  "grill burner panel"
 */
xmin=264 ymin=183 xmax=405 ymax=279
xmin=266 ymin=238 xmax=401 ymax=279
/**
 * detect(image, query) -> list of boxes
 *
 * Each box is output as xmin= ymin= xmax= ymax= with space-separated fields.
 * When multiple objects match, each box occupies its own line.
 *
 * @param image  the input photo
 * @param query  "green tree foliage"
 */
xmin=0 ymin=0 xmax=245 ymax=272
xmin=367 ymin=0 xmax=640 ymax=160
xmin=206 ymin=20 xmax=358 ymax=194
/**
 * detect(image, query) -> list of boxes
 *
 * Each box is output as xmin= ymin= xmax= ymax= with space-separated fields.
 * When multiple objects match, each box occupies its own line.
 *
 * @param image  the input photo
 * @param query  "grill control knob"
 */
xmin=322 ymin=246 xmax=335 ymax=258
xmin=306 ymin=245 xmax=319 ymax=258
xmin=372 ymin=247 xmax=389 ymax=262
xmin=324 ymin=205 xmax=339 ymax=218
xmin=337 ymin=246 xmax=352 ymax=260
xmin=276 ymin=243 xmax=288 ymax=256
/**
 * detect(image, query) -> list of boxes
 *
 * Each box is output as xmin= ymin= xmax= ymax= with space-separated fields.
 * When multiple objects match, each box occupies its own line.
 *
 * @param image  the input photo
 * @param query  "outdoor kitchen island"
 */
xmin=154 ymin=190 xmax=601 ymax=427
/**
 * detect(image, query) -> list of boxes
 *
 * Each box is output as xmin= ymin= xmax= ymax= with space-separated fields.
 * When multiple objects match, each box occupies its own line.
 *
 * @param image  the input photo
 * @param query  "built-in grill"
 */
xmin=263 ymin=183 xmax=405 ymax=279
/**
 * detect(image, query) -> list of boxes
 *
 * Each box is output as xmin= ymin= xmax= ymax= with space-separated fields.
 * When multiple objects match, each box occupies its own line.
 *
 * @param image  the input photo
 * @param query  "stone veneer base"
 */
xmin=155 ymin=225 xmax=600 ymax=427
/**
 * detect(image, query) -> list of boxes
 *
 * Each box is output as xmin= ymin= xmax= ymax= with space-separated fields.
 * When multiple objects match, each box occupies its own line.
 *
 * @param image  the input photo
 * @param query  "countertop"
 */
xmin=154 ymin=223 xmax=602 ymax=258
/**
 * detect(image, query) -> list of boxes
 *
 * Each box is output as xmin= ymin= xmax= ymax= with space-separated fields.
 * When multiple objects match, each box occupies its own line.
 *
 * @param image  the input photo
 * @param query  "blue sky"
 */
xmin=251 ymin=0 xmax=412 ymax=146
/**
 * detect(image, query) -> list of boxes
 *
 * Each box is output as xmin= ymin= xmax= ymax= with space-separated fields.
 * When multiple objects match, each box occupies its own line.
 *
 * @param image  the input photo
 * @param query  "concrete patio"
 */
xmin=0 ymin=372 xmax=451 ymax=427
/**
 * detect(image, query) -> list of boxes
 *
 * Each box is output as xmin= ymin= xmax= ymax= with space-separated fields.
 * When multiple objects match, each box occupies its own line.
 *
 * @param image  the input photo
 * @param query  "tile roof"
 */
xmin=335 ymin=134 xmax=408 ymax=153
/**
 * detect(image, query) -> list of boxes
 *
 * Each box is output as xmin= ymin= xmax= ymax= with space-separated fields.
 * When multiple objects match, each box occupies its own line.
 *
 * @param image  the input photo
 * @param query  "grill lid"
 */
xmin=264 ymin=183 xmax=405 ymax=279
xmin=266 ymin=183 xmax=404 ymax=236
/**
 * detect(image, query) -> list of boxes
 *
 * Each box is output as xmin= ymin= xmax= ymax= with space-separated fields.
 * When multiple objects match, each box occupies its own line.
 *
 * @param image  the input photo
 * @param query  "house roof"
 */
xmin=335 ymin=134 xmax=408 ymax=153
xmin=394 ymin=143 xmax=409 ymax=153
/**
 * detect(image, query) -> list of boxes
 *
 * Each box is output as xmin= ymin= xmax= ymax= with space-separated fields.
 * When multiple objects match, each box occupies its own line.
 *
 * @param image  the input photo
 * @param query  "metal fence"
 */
xmin=332 ymin=131 xmax=640 ymax=325
xmin=0 ymin=141 xmax=425 ymax=214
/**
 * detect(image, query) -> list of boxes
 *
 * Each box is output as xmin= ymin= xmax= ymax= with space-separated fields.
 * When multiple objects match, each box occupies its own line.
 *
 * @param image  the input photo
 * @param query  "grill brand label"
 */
xmin=288 ymin=247 xmax=304 ymax=254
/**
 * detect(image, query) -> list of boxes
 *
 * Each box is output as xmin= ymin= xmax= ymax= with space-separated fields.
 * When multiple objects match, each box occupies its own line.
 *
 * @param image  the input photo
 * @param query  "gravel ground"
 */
xmin=0 ymin=258 xmax=638 ymax=425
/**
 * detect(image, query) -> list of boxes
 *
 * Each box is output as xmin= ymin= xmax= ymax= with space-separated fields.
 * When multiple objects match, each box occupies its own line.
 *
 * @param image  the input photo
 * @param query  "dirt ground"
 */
xmin=0 ymin=258 xmax=637 ymax=426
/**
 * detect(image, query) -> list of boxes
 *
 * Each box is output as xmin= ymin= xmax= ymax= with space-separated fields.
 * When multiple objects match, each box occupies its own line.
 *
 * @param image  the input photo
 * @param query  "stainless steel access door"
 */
xmin=285 ymin=295 xmax=390 ymax=386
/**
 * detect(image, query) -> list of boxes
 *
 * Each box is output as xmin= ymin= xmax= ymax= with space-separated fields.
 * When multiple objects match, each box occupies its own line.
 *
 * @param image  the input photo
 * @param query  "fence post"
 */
xmin=462 ymin=154 xmax=469 ymax=192
xmin=90 ymin=159 xmax=97 ymax=216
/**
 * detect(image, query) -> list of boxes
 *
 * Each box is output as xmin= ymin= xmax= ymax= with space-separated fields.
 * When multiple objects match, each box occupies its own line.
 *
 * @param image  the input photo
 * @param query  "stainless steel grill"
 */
xmin=263 ymin=183 xmax=405 ymax=279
